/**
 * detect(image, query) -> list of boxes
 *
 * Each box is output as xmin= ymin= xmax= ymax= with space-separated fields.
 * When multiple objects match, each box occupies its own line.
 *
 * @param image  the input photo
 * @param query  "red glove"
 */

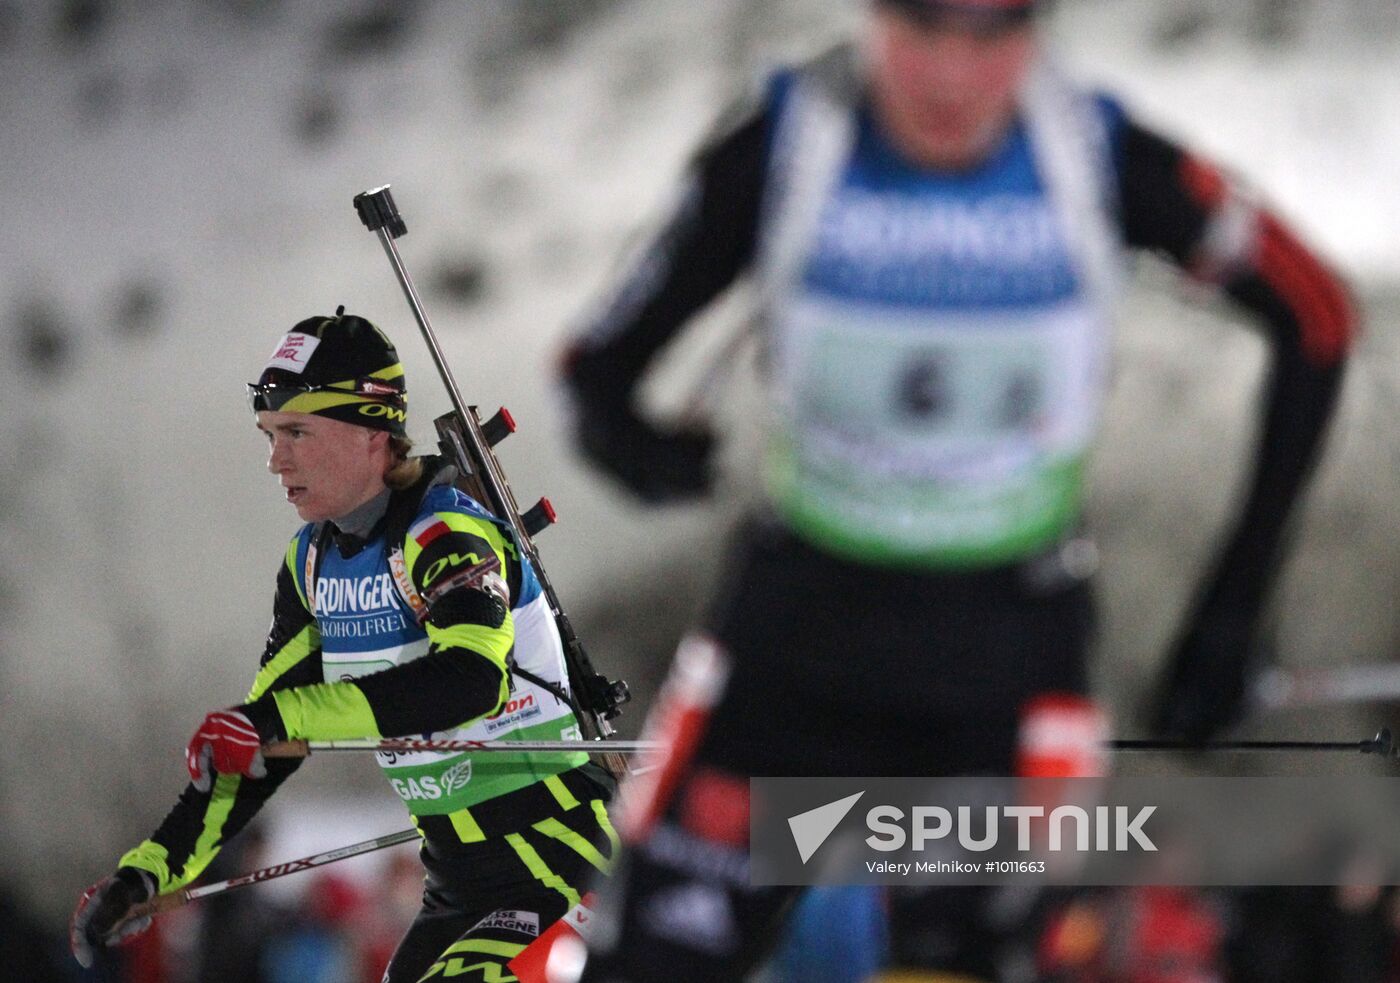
xmin=186 ymin=709 xmax=267 ymax=792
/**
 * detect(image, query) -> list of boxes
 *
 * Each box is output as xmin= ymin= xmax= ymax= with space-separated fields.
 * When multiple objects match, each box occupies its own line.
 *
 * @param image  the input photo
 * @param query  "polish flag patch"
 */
xmin=409 ymin=516 xmax=453 ymax=549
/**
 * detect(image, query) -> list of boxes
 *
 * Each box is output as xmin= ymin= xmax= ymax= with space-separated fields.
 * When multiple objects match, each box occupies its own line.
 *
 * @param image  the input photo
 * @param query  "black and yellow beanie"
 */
xmin=249 ymin=307 xmax=408 ymax=436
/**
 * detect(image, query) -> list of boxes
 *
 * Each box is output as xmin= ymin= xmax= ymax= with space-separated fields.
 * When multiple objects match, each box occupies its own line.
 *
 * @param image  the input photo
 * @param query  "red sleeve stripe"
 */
xmin=413 ymin=519 xmax=453 ymax=549
xmin=1179 ymin=154 xmax=1228 ymax=211
xmin=1177 ymin=153 xmax=1354 ymax=366
xmin=1255 ymin=212 xmax=1356 ymax=367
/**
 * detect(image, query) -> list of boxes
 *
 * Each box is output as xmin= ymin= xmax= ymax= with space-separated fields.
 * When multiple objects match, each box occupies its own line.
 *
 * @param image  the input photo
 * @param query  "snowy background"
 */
xmin=1 ymin=0 xmax=1398 ymax=925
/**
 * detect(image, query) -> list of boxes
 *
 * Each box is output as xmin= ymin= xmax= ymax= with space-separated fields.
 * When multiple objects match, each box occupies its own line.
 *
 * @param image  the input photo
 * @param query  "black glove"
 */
xmin=576 ymin=405 xmax=715 ymax=504
xmin=69 ymin=866 xmax=154 ymax=968
xmin=1150 ymin=597 xmax=1268 ymax=743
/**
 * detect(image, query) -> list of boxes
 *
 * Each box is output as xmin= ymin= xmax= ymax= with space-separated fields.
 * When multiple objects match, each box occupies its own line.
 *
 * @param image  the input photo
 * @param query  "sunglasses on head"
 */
xmin=247 ymin=378 xmax=406 ymax=414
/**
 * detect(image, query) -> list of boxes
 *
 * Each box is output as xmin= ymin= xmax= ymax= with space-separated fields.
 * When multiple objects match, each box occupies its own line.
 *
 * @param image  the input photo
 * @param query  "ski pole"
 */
xmin=259 ymin=731 xmax=1393 ymax=760
xmin=121 ymin=827 xmax=420 ymax=925
xmin=263 ymin=738 xmax=664 ymax=758
xmin=1109 ymin=728 xmax=1393 ymax=757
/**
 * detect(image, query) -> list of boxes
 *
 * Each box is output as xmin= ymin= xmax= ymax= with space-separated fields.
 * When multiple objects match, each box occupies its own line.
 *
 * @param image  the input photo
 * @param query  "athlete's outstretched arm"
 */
xmin=559 ymin=99 xmax=772 ymax=503
xmin=127 ymin=554 xmax=321 ymax=889
xmin=1113 ymin=116 xmax=1357 ymax=740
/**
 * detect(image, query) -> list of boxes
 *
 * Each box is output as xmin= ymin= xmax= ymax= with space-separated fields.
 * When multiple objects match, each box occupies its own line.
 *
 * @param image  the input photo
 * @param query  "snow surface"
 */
xmin=1 ymin=0 xmax=1397 ymax=920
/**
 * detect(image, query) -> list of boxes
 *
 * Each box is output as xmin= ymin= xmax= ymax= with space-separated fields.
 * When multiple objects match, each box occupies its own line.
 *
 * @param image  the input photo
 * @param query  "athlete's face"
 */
xmin=257 ymin=410 xmax=391 ymax=523
xmin=867 ymin=5 xmax=1036 ymax=170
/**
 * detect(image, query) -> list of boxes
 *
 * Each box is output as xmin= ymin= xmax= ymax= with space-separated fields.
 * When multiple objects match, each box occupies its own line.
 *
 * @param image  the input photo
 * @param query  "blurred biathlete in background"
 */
xmin=71 ymin=311 xmax=617 ymax=983
xmin=560 ymin=0 xmax=1355 ymax=978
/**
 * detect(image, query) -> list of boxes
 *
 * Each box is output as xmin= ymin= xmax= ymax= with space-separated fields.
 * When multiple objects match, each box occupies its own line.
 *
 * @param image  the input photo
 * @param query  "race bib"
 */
xmin=768 ymin=296 xmax=1106 ymax=566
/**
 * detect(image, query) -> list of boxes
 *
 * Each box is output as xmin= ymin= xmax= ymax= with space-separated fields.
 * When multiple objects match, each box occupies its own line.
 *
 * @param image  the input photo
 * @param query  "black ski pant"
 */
xmin=580 ymin=516 xmax=1096 ymax=982
xmin=384 ymin=767 xmax=617 ymax=983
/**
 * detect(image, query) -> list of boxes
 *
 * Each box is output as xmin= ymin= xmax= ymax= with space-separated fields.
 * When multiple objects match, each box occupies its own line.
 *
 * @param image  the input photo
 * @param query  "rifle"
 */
xmin=352 ymin=186 xmax=631 ymax=779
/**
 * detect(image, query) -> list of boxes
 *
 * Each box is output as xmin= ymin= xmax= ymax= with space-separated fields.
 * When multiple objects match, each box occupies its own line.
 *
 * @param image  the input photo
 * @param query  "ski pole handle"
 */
xmin=262 ymin=739 xmax=309 ymax=758
xmin=127 ymin=888 xmax=191 ymax=921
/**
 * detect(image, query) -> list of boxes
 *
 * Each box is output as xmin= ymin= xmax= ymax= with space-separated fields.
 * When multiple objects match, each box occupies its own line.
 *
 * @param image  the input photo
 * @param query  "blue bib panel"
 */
xmin=805 ymin=111 xmax=1078 ymax=311
xmin=312 ymin=531 xmax=427 ymax=680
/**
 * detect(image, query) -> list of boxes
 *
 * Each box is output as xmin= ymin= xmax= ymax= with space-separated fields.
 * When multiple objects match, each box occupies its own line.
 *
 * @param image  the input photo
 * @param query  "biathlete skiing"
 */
xmin=559 ymin=0 xmax=1356 ymax=978
xmin=71 ymin=310 xmax=618 ymax=983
